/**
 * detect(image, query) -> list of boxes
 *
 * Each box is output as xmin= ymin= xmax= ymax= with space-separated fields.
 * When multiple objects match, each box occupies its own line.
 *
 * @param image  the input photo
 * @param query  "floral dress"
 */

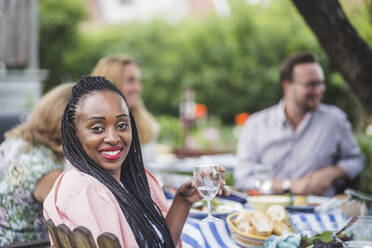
xmin=0 ymin=138 xmax=64 ymax=246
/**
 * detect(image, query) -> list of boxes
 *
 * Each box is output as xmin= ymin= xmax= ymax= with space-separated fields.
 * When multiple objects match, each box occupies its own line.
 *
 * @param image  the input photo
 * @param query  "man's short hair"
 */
xmin=280 ymin=52 xmax=317 ymax=83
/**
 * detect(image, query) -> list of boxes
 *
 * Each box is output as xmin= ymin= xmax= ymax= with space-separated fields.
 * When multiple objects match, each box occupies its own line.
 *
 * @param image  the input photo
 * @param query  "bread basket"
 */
xmin=226 ymin=212 xmax=269 ymax=247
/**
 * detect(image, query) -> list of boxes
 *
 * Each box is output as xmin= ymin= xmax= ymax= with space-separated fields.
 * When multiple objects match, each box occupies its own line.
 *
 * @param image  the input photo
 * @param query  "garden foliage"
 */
xmin=39 ymin=0 xmax=372 ymax=193
xmin=39 ymin=0 xmax=370 ymax=126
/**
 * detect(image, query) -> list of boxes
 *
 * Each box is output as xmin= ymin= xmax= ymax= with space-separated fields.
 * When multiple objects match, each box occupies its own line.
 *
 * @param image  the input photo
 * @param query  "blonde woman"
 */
xmin=92 ymin=54 xmax=158 ymax=166
xmin=0 ymin=83 xmax=73 ymax=246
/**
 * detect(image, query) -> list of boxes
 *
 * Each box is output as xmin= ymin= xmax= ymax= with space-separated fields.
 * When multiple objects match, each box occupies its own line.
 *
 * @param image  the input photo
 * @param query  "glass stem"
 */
xmin=207 ymin=199 xmax=212 ymax=218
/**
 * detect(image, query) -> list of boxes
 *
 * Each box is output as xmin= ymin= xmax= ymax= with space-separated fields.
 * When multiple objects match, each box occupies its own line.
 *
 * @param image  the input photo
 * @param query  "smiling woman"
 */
xmin=43 ymin=76 xmax=209 ymax=248
xmin=74 ymin=90 xmax=131 ymax=181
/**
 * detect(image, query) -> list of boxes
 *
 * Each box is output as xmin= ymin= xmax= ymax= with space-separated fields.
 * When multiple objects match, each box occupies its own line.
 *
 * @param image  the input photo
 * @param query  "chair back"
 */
xmin=46 ymin=219 xmax=121 ymax=248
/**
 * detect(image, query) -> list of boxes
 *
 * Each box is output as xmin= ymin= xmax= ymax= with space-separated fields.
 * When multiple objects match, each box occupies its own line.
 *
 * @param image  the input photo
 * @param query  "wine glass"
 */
xmin=193 ymin=164 xmax=222 ymax=222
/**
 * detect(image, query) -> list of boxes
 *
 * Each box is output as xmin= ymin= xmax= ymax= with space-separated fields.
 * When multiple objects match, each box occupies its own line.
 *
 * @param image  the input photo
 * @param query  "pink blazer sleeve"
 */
xmin=44 ymin=169 xmax=137 ymax=248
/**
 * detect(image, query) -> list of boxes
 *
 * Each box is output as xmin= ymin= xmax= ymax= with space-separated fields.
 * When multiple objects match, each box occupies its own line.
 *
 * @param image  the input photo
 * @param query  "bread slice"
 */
xmin=266 ymin=204 xmax=289 ymax=224
xmin=272 ymin=219 xmax=291 ymax=235
xmin=235 ymin=210 xmax=255 ymax=224
xmin=250 ymin=211 xmax=273 ymax=236
xmin=236 ymin=221 xmax=256 ymax=236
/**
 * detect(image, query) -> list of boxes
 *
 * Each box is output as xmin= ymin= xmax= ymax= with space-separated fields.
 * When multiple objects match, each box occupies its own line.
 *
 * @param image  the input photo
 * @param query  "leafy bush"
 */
xmin=157 ymin=114 xmax=237 ymax=153
xmin=186 ymin=118 xmax=237 ymax=152
xmin=157 ymin=115 xmax=183 ymax=148
xmin=39 ymin=0 xmax=85 ymax=92
xmin=40 ymin=0 xmax=367 ymax=127
xmin=356 ymin=133 xmax=372 ymax=194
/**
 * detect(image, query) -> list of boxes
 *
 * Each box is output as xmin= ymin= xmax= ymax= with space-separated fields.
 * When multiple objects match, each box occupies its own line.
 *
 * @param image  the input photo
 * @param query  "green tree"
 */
xmin=292 ymin=0 xmax=372 ymax=113
xmin=39 ymin=0 xmax=85 ymax=92
xmin=40 ymin=0 xmax=367 ymax=126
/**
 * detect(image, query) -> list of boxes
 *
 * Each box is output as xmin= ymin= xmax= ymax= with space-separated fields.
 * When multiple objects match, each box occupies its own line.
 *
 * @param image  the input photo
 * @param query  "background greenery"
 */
xmin=39 ymin=0 xmax=371 ymax=126
xmin=39 ymin=0 xmax=372 ymax=193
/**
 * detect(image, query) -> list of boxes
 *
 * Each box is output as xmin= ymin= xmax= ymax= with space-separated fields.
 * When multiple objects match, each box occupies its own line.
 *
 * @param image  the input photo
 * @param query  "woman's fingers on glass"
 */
xmin=189 ymin=180 xmax=204 ymax=202
xmin=180 ymin=179 xmax=204 ymax=204
xmin=217 ymin=166 xmax=226 ymax=173
xmin=222 ymin=186 xmax=229 ymax=196
xmin=194 ymin=170 xmax=207 ymax=180
xmin=185 ymin=179 xmax=194 ymax=189
xmin=196 ymin=190 xmax=204 ymax=201
xmin=215 ymin=174 xmax=229 ymax=196
xmin=217 ymin=185 xmax=229 ymax=196
xmin=180 ymin=179 xmax=195 ymax=195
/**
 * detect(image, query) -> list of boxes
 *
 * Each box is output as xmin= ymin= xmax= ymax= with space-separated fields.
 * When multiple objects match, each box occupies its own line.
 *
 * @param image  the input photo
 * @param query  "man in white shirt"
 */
xmin=234 ymin=52 xmax=364 ymax=196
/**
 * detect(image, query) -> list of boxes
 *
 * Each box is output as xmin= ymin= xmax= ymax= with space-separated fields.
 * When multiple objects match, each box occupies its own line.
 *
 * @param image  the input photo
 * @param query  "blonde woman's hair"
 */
xmin=91 ymin=54 xmax=157 ymax=145
xmin=5 ymin=83 xmax=74 ymax=162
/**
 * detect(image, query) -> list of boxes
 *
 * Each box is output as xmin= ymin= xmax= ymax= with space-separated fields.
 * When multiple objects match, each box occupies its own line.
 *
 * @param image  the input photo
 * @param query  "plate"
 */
xmin=189 ymin=198 xmax=243 ymax=219
xmin=247 ymin=195 xmax=291 ymax=212
xmin=226 ymin=212 xmax=268 ymax=248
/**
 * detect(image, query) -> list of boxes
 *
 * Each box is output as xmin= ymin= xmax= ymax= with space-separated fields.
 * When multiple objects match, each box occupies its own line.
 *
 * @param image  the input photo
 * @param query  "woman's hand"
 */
xmin=216 ymin=166 xmax=230 ymax=197
xmin=174 ymin=180 xmax=203 ymax=206
xmin=166 ymin=166 xmax=230 ymax=245
xmin=176 ymin=166 xmax=230 ymax=205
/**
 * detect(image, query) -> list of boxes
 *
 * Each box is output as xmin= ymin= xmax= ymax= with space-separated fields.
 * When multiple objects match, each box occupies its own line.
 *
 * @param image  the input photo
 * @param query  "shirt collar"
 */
xmin=277 ymin=99 xmax=287 ymax=127
xmin=277 ymin=99 xmax=315 ymax=129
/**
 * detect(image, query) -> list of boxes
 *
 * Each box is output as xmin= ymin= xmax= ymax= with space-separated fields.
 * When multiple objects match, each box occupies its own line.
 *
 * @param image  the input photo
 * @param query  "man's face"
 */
xmin=286 ymin=62 xmax=325 ymax=112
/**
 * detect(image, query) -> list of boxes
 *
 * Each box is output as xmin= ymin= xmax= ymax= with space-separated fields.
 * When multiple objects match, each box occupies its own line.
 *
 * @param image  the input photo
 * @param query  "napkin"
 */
xmin=263 ymin=233 xmax=301 ymax=248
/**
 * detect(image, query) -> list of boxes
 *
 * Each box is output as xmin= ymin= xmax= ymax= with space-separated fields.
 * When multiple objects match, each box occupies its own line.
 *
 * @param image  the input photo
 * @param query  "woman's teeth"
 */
xmin=101 ymin=150 xmax=120 ymax=156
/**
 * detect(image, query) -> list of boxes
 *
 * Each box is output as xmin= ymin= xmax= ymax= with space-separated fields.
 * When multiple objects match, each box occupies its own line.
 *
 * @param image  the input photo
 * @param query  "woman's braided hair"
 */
xmin=61 ymin=76 xmax=174 ymax=247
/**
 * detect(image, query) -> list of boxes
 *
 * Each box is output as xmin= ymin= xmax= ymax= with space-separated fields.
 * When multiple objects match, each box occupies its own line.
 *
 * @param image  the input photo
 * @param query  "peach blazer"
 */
xmin=43 ymin=167 xmax=182 ymax=248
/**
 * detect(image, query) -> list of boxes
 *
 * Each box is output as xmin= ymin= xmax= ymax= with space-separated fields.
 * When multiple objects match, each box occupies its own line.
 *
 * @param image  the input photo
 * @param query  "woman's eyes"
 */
xmin=117 ymin=121 xmax=128 ymax=130
xmin=126 ymin=77 xmax=138 ymax=84
xmin=90 ymin=122 xmax=128 ymax=133
xmin=91 ymin=125 xmax=104 ymax=133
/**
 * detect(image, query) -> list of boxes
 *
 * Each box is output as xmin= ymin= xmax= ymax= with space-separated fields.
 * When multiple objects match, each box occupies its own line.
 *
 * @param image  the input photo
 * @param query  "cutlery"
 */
xmin=332 ymin=216 xmax=358 ymax=247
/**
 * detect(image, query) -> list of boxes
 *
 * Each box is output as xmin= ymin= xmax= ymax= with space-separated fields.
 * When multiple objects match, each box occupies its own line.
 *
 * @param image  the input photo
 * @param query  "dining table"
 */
xmin=152 ymin=153 xmax=349 ymax=247
xmin=180 ymin=205 xmax=347 ymax=248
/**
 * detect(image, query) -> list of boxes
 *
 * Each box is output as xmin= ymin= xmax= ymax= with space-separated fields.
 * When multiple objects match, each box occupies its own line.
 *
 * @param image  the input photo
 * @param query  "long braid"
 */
xmin=61 ymin=76 xmax=174 ymax=248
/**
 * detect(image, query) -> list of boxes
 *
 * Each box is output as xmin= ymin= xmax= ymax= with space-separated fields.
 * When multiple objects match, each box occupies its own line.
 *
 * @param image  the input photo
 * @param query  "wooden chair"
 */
xmin=46 ymin=219 xmax=121 ymax=248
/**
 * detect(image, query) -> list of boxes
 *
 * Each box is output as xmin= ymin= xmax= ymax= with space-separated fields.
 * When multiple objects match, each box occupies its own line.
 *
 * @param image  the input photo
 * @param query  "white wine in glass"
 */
xmin=193 ymin=164 xmax=222 ymax=222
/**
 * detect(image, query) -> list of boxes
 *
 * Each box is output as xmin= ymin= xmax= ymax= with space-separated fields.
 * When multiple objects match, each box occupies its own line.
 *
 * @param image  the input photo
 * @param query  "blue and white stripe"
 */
xmin=181 ymin=213 xmax=346 ymax=247
xmin=285 ymin=213 xmax=345 ymax=237
xmin=182 ymin=218 xmax=240 ymax=248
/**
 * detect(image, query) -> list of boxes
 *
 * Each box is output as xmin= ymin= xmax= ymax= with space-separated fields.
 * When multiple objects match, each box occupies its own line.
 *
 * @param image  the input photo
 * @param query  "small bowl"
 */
xmin=247 ymin=195 xmax=291 ymax=212
xmin=226 ymin=212 xmax=269 ymax=247
xmin=340 ymin=216 xmax=372 ymax=242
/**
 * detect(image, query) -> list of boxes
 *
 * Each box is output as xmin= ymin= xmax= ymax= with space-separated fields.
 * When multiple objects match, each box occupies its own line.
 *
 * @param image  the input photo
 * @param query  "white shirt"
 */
xmin=234 ymin=101 xmax=364 ymax=196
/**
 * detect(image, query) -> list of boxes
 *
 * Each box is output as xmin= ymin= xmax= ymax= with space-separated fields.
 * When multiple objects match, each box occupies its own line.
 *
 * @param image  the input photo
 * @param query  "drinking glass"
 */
xmin=193 ymin=164 xmax=222 ymax=222
xmin=343 ymin=189 xmax=372 ymax=218
xmin=339 ymin=216 xmax=372 ymax=244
